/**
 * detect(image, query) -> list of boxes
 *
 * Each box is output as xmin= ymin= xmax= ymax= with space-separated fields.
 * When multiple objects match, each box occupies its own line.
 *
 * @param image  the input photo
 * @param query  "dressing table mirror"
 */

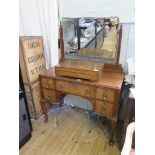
xmin=59 ymin=17 xmax=122 ymax=66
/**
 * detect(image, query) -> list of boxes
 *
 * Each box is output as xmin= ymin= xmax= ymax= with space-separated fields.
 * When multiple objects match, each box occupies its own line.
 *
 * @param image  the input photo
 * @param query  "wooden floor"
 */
xmin=20 ymin=106 xmax=121 ymax=155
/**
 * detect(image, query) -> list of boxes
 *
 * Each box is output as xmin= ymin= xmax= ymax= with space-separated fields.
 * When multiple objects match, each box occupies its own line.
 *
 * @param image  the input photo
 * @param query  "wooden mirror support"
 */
xmin=116 ymin=24 xmax=122 ymax=68
xmin=59 ymin=24 xmax=64 ymax=62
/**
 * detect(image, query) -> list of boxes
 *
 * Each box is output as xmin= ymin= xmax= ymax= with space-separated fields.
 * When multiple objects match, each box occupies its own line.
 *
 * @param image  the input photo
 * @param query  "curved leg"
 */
xmin=41 ymin=100 xmax=48 ymax=123
xmin=109 ymin=119 xmax=117 ymax=146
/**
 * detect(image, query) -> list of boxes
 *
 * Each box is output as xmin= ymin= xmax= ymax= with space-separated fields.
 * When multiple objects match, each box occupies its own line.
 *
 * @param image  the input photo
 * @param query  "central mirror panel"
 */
xmin=61 ymin=17 xmax=120 ymax=63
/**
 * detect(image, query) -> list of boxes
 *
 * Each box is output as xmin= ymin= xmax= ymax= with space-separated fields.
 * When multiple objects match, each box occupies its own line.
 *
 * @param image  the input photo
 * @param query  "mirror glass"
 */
xmin=61 ymin=17 xmax=120 ymax=63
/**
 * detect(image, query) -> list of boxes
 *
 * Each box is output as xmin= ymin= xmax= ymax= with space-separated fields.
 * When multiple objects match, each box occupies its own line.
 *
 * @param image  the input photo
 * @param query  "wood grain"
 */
xmin=55 ymin=59 xmax=104 ymax=81
xmin=20 ymin=106 xmax=120 ymax=155
xmin=40 ymin=67 xmax=124 ymax=90
xmin=39 ymin=64 xmax=124 ymax=144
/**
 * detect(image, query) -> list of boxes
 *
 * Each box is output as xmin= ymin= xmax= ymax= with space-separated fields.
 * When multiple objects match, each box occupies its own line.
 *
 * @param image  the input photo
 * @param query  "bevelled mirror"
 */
xmin=60 ymin=17 xmax=122 ymax=64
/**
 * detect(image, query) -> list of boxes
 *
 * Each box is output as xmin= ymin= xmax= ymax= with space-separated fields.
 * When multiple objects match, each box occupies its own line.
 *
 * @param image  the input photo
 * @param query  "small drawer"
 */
xmin=42 ymin=78 xmax=55 ymax=89
xmin=95 ymin=100 xmax=113 ymax=116
xmin=43 ymin=89 xmax=57 ymax=102
xmin=96 ymin=88 xmax=115 ymax=103
xmin=56 ymin=80 xmax=94 ymax=98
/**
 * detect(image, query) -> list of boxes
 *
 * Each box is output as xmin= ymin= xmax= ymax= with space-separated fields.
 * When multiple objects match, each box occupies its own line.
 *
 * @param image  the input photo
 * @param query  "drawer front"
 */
xmin=43 ymin=89 xmax=57 ymax=102
xmin=56 ymin=80 xmax=94 ymax=98
xmin=95 ymin=100 xmax=113 ymax=116
xmin=96 ymin=88 xmax=115 ymax=103
xmin=41 ymin=78 xmax=55 ymax=89
xmin=56 ymin=68 xmax=99 ymax=82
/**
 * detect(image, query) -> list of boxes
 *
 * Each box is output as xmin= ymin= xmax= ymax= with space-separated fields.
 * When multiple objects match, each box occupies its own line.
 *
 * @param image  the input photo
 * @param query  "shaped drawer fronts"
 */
xmin=42 ymin=78 xmax=55 ymax=89
xmin=96 ymin=87 xmax=115 ymax=103
xmin=95 ymin=101 xmax=113 ymax=116
xmin=40 ymin=77 xmax=117 ymax=117
xmin=56 ymin=80 xmax=94 ymax=98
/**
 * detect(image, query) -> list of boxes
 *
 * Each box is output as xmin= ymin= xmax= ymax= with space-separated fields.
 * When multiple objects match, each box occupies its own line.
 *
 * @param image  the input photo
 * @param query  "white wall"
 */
xmin=20 ymin=0 xmax=135 ymax=72
xmin=60 ymin=0 xmax=134 ymax=23
xmin=19 ymin=0 xmax=59 ymax=68
xmin=120 ymin=23 xmax=135 ymax=73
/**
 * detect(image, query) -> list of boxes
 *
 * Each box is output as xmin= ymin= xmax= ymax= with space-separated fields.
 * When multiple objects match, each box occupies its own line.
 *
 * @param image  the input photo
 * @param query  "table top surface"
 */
xmin=40 ymin=67 xmax=124 ymax=90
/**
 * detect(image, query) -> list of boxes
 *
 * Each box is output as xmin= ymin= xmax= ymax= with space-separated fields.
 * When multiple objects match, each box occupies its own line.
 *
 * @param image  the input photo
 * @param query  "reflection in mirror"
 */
xmin=61 ymin=17 xmax=120 ymax=63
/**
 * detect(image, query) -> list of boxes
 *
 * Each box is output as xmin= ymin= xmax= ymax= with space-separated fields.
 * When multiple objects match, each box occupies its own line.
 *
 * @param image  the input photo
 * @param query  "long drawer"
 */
xmin=41 ymin=78 xmax=55 ymax=89
xmin=56 ymin=80 xmax=94 ymax=98
xmin=95 ymin=100 xmax=113 ymax=116
xmin=96 ymin=87 xmax=115 ymax=103
xmin=43 ymin=89 xmax=59 ymax=102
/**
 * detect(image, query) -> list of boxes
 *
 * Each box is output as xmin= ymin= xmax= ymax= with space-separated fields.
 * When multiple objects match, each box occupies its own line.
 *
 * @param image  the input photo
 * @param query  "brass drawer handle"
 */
xmin=103 ymin=93 xmax=108 ymax=97
xmin=103 ymin=93 xmax=107 ymax=100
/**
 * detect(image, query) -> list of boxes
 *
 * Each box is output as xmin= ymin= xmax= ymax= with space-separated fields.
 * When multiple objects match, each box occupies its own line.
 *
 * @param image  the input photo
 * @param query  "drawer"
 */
xmin=56 ymin=80 xmax=94 ymax=98
xmin=96 ymin=88 xmax=115 ymax=103
xmin=43 ymin=89 xmax=58 ymax=102
xmin=41 ymin=78 xmax=55 ymax=89
xmin=95 ymin=100 xmax=113 ymax=116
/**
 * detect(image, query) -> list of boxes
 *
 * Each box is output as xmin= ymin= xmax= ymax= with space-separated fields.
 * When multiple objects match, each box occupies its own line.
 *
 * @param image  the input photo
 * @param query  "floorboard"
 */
xmin=20 ymin=106 xmax=121 ymax=155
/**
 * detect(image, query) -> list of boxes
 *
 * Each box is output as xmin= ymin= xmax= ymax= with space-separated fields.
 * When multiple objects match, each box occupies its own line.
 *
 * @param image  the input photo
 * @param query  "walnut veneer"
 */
xmin=39 ymin=66 xmax=124 ymax=145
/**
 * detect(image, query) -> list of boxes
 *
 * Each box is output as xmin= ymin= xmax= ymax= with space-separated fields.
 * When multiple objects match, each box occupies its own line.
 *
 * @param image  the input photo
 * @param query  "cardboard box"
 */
xmin=19 ymin=36 xmax=46 ymax=84
xmin=24 ymin=81 xmax=42 ymax=119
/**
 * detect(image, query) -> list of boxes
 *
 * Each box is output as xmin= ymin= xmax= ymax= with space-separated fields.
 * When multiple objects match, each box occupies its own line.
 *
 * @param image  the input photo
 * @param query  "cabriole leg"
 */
xmin=109 ymin=119 xmax=117 ymax=146
xmin=41 ymin=100 xmax=48 ymax=123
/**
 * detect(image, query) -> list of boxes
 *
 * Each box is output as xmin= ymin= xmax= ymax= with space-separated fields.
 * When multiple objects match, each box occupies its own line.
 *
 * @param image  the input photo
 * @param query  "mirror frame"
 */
xmin=59 ymin=18 xmax=122 ymax=69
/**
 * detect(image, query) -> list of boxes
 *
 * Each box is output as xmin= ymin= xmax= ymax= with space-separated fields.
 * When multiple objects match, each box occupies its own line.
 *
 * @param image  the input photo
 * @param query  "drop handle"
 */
xmin=103 ymin=93 xmax=107 ymax=100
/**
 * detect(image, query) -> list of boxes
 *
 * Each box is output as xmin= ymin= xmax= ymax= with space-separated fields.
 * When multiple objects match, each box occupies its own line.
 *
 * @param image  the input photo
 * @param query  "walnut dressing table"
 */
xmin=39 ymin=64 xmax=124 ymax=145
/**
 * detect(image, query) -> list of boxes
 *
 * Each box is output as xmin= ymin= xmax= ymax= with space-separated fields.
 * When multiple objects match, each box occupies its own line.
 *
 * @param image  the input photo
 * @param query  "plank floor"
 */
xmin=20 ymin=106 xmax=121 ymax=155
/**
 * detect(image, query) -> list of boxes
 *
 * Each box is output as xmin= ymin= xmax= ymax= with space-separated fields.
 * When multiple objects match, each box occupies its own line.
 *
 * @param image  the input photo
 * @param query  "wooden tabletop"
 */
xmin=40 ymin=67 xmax=124 ymax=90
